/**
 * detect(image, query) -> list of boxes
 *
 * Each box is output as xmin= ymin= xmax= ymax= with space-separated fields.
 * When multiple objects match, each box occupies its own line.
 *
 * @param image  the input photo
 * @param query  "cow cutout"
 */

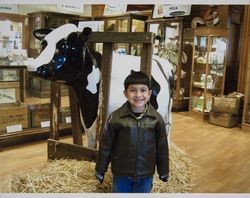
xmin=27 ymin=24 xmax=174 ymax=149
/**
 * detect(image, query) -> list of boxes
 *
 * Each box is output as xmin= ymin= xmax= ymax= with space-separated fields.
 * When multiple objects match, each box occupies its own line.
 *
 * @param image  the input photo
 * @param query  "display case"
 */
xmin=94 ymin=13 xmax=148 ymax=55
xmin=146 ymin=18 xmax=193 ymax=111
xmin=0 ymin=12 xmax=81 ymax=149
xmin=0 ymin=13 xmax=28 ymax=104
xmin=0 ymin=82 xmax=72 ymax=149
xmin=27 ymin=11 xmax=91 ymax=98
xmin=189 ymin=27 xmax=228 ymax=121
xmin=0 ymin=13 xmax=28 ymax=65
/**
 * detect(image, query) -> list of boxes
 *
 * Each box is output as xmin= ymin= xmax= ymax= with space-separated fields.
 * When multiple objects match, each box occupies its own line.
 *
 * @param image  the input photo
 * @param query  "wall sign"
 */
xmin=58 ymin=0 xmax=83 ymax=13
xmin=103 ymin=4 xmax=127 ymax=16
xmin=0 ymin=4 xmax=18 ymax=13
xmin=153 ymin=4 xmax=191 ymax=18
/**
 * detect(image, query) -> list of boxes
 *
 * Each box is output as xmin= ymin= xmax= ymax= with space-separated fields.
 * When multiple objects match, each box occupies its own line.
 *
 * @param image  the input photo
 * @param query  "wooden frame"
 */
xmin=48 ymin=32 xmax=154 ymax=161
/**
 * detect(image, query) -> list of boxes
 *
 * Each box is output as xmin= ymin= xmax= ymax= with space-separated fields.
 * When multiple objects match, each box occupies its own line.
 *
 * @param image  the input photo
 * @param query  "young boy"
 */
xmin=95 ymin=71 xmax=169 ymax=193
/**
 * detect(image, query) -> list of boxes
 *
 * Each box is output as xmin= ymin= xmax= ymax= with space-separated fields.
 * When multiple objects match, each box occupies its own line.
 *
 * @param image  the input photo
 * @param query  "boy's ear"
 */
xmin=149 ymin=89 xmax=152 ymax=97
xmin=123 ymin=90 xmax=128 ymax=98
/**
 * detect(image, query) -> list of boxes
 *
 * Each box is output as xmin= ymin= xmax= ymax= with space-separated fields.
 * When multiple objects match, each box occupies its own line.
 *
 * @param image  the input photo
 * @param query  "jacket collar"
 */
xmin=119 ymin=101 xmax=158 ymax=119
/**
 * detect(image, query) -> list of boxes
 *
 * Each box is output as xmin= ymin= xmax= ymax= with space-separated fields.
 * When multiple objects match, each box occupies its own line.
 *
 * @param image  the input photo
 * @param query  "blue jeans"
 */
xmin=112 ymin=175 xmax=153 ymax=193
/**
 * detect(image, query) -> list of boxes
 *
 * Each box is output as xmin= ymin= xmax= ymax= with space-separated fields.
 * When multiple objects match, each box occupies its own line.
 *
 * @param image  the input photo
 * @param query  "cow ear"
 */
xmin=130 ymin=70 xmax=136 ymax=74
xmin=81 ymin=27 xmax=92 ymax=42
xmin=33 ymin=28 xmax=54 ymax=41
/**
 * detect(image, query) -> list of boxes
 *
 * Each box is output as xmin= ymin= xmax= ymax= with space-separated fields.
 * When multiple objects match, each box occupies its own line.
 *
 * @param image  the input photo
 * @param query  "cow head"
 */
xmin=29 ymin=25 xmax=94 ymax=84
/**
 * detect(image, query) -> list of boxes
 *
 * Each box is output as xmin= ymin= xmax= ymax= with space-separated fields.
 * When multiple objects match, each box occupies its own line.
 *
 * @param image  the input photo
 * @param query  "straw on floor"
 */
xmin=10 ymin=143 xmax=194 ymax=193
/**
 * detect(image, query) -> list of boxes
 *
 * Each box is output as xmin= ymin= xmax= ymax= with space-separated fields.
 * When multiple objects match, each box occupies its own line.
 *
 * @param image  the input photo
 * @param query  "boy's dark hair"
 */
xmin=124 ymin=71 xmax=151 ymax=91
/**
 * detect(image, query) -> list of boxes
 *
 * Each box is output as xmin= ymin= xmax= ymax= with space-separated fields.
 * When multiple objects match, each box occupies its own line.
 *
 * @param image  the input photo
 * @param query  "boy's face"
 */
xmin=124 ymin=84 xmax=152 ymax=113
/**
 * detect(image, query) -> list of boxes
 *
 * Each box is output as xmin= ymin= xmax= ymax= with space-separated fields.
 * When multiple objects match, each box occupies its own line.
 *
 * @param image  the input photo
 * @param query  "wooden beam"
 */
xmin=88 ymin=32 xmax=154 ymax=44
xmin=47 ymin=139 xmax=97 ymax=162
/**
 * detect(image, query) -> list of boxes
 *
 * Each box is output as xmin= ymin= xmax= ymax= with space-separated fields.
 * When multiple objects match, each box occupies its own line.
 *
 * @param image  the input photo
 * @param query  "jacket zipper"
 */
xmin=134 ymin=118 xmax=140 ymax=179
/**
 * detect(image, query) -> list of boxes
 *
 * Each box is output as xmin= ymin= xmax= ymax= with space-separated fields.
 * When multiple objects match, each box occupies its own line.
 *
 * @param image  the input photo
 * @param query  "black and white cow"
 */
xmin=27 ymin=24 xmax=174 ymax=148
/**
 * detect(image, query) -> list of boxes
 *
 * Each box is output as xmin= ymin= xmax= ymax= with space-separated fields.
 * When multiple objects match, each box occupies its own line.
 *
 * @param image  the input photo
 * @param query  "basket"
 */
xmin=212 ymin=96 xmax=240 ymax=114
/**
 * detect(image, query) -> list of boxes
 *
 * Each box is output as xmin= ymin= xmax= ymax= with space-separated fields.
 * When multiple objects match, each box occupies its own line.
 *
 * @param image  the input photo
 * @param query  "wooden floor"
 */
xmin=1 ymin=111 xmax=250 ymax=193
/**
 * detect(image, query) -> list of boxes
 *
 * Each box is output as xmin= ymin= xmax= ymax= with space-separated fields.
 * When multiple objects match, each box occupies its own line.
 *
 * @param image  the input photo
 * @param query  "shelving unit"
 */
xmin=146 ymin=18 xmax=193 ymax=111
xmin=0 ymin=80 xmax=72 ymax=149
xmin=0 ymin=12 xmax=78 ymax=149
xmin=0 ymin=13 xmax=27 ymax=103
xmin=189 ymin=27 xmax=229 ymax=121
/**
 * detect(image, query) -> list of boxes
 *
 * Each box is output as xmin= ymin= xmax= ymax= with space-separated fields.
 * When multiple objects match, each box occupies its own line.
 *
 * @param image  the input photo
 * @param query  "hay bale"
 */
xmin=152 ymin=143 xmax=194 ymax=192
xmin=10 ymin=159 xmax=111 ymax=193
xmin=10 ymin=143 xmax=194 ymax=193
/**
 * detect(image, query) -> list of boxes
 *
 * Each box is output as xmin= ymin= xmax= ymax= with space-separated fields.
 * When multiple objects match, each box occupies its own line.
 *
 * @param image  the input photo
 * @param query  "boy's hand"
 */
xmin=159 ymin=174 xmax=168 ymax=182
xmin=95 ymin=171 xmax=104 ymax=184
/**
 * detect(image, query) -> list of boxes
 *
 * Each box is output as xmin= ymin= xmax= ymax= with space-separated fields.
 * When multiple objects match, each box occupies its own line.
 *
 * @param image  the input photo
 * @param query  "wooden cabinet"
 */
xmin=146 ymin=18 xmax=193 ymax=111
xmin=0 ymin=82 xmax=72 ymax=150
xmin=241 ymin=45 xmax=250 ymax=131
xmin=189 ymin=27 xmax=229 ymax=120
xmin=0 ymin=13 xmax=28 ymax=103
xmin=0 ymin=13 xmax=28 ymax=68
xmin=0 ymin=67 xmax=71 ymax=149
xmin=240 ymin=6 xmax=250 ymax=132
xmin=0 ymin=12 xmax=79 ymax=149
xmin=94 ymin=13 xmax=148 ymax=55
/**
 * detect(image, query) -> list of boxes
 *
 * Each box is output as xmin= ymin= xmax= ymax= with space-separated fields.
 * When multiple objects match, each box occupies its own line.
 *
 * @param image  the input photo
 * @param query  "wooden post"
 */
xmin=141 ymin=43 xmax=153 ymax=77
xmin=49 ymin=81 xmax=61 ymax=140
xmin=96 ymin=43 xmax=113 ymax=139
xmin=68 ymin=86 xmax=83 ymax=145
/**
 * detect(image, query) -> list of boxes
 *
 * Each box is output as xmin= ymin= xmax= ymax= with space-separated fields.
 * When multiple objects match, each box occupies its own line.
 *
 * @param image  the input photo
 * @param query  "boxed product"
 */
xmin=0 ymin=69 xmax=20 ymax=81
xmin=212 ymin=96 xmax=240 ymax=114
xmin=209 ymin=111 xmax=238 ymax=128
xmin=29 ymin=103 xmax=51 ymax=128
xmin=0 ymin=82 xmax=20 ymax=104
xmin=60 ymin=107 xmax=71 ymax=123
xmin=0 ymin=102 xmax=28 ymax=133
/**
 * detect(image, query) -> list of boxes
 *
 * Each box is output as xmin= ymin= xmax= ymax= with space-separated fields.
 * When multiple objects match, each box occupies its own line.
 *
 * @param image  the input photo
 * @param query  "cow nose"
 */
xmin=37 ymin=66 xmax=50 ymax=78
